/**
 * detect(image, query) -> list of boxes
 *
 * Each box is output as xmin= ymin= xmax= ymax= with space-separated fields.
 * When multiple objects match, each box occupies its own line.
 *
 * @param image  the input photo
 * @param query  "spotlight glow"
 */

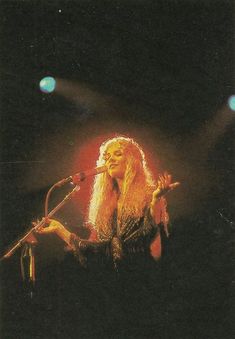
xmin=228 ymin=95 xmax=235 ymax=111
xmin=39 ymin=76 xmax=56 ymax=93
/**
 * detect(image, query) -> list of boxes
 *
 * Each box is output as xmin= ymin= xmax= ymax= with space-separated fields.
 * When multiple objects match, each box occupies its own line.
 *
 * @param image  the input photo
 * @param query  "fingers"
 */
xmin=159 ymin=172 xmax=172 ymax=186
xmin=37 ymin=227 xmax=50 ymax=234
xmin=158 ymin=172 xmax=170 ymax=191
xmin=166 ymin=173 xmax=172 ymax=186
xmin=169 ymin=182 xmax=180 ymax=190
xmin=32 ymin=219 xmax=44 ymax=233
xmin=34 ymin=219 xmax=62 ymax=234
xmin=32 ymin=219 xmax=40 ymax=227
xmin=158 ymin=175 xmax=164 ymax=187
xmin=156 ymin=173 xmax=180 ymax=196
xmin=37 ymin=225 xmax=57 ymax=234
xmin=157 ymin=178 xmax=163 ymax=190
xmin=162 ymin=172 xmax=172 ymax=186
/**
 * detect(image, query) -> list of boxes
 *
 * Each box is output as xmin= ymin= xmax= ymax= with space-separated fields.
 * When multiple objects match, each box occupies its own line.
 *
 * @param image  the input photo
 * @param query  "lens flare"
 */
xmin=39 ymin=76 xmax=56 ymax=93
xmin=228 ymin=95 xmax=235 ymax=111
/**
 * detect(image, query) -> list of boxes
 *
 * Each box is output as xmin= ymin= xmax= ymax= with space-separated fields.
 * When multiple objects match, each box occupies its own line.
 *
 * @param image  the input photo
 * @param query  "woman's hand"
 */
xmin=152 ymin=172 xmax=180 ymax=203
xmin=36 ymin=219 xmax=64 ymax=235
xmin=36 ymin=219 xmax=72 ymax=246
xmin=150 ymin=172 xmax=180 ymax=226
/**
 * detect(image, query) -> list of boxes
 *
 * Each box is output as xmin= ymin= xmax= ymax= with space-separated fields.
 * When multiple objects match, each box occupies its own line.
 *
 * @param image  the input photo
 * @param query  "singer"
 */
xmin=38 ymin=136 xmax=179 ymax=266
xmin=37 ymin=136 xmax=179 ymax=337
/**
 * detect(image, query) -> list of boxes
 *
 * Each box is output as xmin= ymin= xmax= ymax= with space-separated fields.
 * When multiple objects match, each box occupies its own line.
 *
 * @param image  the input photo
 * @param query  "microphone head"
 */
xmin=72 ymin=165 xmax=107 ymax=184
xmin=95 ymin=165 xmax=107 ymax=174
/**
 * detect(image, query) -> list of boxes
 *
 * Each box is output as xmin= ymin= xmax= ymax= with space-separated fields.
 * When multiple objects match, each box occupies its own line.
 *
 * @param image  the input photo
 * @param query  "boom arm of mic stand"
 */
xmin=1 ymin=185 xmax=80 ymax=261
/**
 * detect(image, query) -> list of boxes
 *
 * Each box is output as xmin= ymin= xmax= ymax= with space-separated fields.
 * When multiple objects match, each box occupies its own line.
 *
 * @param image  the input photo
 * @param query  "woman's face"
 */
xmin=103 ymin=142 xmax=128 ymax=179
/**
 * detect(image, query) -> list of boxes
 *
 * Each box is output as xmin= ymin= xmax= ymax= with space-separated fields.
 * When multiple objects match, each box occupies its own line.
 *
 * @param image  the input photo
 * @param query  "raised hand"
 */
xmin=152 ymin=172 xmax=180 ymax=202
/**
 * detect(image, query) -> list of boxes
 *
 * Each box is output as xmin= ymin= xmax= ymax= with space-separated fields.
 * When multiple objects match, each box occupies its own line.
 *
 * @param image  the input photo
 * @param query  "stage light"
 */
xmin=39 ymin=76 xmax=56 ymax=93
xmin=228 ymin=95 xmax=235 ymax=111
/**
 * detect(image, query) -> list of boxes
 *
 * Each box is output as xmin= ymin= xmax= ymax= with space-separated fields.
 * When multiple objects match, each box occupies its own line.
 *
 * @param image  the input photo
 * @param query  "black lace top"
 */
xmin=70 ymin=207 xmax=160 ymax=269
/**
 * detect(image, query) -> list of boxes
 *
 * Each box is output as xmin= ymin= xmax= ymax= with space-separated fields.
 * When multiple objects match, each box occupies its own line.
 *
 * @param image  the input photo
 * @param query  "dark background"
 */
xmin=1 ymin=1 xmax=234 ymax=338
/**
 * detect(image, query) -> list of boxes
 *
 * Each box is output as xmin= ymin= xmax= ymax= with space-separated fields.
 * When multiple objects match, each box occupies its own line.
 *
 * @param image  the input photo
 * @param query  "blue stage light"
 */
xmin=39 ymin=76 xmax=56 ymax=93
xmin=228 ymin=95 xmax=235 ymax=111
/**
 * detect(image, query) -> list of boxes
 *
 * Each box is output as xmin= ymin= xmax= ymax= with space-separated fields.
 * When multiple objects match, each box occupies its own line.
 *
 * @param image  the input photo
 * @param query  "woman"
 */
xmin=37 ymin=136 xmax=179 ymax=338
xmin=38 ymin=136 xmax=179 ymax=268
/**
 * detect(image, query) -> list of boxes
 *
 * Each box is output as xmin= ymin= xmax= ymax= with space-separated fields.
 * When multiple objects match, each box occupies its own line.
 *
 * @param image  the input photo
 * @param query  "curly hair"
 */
xmin=88 ymin=136 xmax=167 ymax=240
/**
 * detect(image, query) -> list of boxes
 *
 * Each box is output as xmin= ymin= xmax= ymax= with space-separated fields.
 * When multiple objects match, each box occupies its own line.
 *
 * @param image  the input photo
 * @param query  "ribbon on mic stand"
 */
xmin=20 ymin=241 xmax=37 ymax=298
xmin=20 ymin=232 xmax=38 ymax=283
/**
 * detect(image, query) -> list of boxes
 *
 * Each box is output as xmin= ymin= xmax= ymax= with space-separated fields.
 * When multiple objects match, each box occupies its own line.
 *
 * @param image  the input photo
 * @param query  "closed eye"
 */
xmin=114 ymin=151 xmax=123 ymax=156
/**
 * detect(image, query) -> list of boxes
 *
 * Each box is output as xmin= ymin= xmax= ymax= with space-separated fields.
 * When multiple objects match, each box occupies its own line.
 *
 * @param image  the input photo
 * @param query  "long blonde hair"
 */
xmin=88 ymin=136 xmax=158 ymax=239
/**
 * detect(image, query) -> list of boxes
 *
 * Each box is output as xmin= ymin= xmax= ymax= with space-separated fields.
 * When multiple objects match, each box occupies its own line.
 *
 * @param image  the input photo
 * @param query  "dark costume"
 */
xmin=62 ymin=207 xmax=167 ymax=338
xmin=69 ymin=206 xmax=160 ymax=269
xmin=32 ymin=206 xmax=168 ymax=338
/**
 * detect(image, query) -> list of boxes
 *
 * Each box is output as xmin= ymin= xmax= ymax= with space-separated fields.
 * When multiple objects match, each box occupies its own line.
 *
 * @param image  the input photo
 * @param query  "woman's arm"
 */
xmin=37 ymin=219 xmax=108 ymax=266
xmin=37 ymin=219 xmax=74 ymax=247
xmin=150 ymin=172 xmax=179 ymax=226
xmin=150 ymin=197 xmax=169 ymax=227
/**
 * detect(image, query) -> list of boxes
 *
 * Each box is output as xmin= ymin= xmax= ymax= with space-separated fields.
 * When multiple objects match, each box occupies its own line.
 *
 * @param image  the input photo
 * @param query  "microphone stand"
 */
xmin=1 ymin=166 xmax=106 ymax=296
xmin=1 ymin=166 xmax=106 ymax=263
xmin=1 ymin=167 xmax=105 ymax=301
xmin=1 ymin=184 xmax=80 ymax=262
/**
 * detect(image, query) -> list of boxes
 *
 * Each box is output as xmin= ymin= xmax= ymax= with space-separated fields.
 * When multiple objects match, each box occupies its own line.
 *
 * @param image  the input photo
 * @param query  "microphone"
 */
xmin=71 ymin=165 xmax=107 ymax=184
xmin=55 ymin=165 xmax=107 ymax=186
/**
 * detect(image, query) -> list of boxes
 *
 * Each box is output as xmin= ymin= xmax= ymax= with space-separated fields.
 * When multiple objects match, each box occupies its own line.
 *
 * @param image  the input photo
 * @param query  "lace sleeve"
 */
xmin=69 ymin=233 xmax=110 ymax=267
